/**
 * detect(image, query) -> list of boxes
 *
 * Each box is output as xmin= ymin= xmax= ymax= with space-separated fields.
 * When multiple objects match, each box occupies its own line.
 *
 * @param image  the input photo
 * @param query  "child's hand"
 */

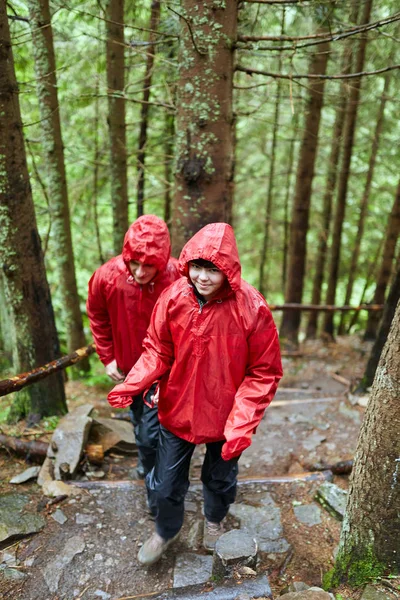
xmin=150 ymin=387 xmax=160 ymax=405
xmin=105 ymin=359 xmax=124 ymax=382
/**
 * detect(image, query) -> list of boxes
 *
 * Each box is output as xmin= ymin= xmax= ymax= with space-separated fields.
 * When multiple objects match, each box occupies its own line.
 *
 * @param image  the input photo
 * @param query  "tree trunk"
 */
xmin=364 ymin=178 xmax=400 ymax=340
xmin=164 ymin=110 xmax=175 ymax=228
xmin=361 ymin=262 xmax=400 ymax=391
xmin=280 ymin=29 xmax=331 ymax=347
xmin=332 ymin=298 xmax=400 ymax=585
xmin=136 ymin=0 xmax=161 ymax=218
xmin=338 ymin=68 xmax=392 ymax=334
xmin=28 ymin=0 xmax=88 ymax=370
xmin=282 ymin=112 xmax=299 ymax=291
xmin=0 ymin=4 xmax=67 ymax=420
xmin=259 ymin=10 xmax=285 ymax=297
xmin=322 ymin=0 xmax=373 ymax=338
xmin=106 ymin=0 xmax=129 ymax=254
xmin=171 ymin=0 xmax=237 ymax=256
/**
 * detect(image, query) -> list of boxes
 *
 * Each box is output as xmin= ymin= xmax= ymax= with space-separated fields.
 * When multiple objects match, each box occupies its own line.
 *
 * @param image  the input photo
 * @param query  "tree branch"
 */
xmin=236 ymin=63 xmax=400 ymax=81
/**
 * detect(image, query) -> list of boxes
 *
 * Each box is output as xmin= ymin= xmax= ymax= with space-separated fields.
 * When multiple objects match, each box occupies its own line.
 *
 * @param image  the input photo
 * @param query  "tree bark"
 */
xmin=171 ymin=0 xmax=238 ymax=256
xmin=27 ymin=0 xmax=88 ymax=370
xmin=0 ymin=4 xmax=67 ymax=420
xmin=364 ymin=178 xmax=400 ymax=340
xmin=280 ymin=28 xmax=331 ymax=346
xmin=332 ymin=297 xmax=400 ymax=585
xmin=338 ymin=68 xmax=392 ymax=334
xmin=164 ymin=110 xmax=175 ymax=228
xmin=106 ymin=0 xmax=129 ymax=254
xmin=136 ymin=0 xmax=161 ymax=218
xmin=281 ymin=112 xmax=299 ymax=291
xmin=322 ymin=0 xmax=373 ymax=338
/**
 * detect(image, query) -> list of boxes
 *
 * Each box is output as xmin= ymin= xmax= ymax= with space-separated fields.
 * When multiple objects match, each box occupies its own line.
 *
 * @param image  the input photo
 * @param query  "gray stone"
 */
xmin=90 ymin=417 xmax=136 ymax=453
xmin=0 ymin=494 xmax=45 ymax=544
xmin=187 ymin=519 xmax=203 ymax=550
xmin=315 ymin=482 xmax=347 ymax=520
xmin=279 ymin=591 xmax=331 ymax=600
xmin=285 ymin=582 xmax=310 ymax=593
xmin=173 ymin=553 xmax=213 ymax=588
xmin=76 ymin=513 xmax=96 ymax=525
xmin=339 ymin=402 xmax=361 ymax=423
xmin=212 ymin=530 xmax=257 ymax=579
xmin=0 ymin=548 xmax=18 ymax=567
xmin=293 ymin=504 xmax=322 ymax=526
xmin=1 ymin=566 xmax=26 ymax=581
xmin=47 ymin=404 xmax=93 ymax=479
xmin=42 ymin=535 xmax=85 ymax=592
xmin=302 ymin=433 xmax=326 ymax=452
xmin=94 ymin=591 xmax=112 ymax=600
xmin=10 ymin=466 xmax=41 ymax=484
xmin=229 ymin=495 xmax=290 ymax=553
xmin=51 ymin=509 xmax=67 ymax=525
xmin=361 ymin=584 xmax=393 ymax=600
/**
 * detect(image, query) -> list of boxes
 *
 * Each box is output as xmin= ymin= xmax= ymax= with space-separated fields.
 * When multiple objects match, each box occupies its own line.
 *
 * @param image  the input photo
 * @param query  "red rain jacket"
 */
xmin=108 ymin=223 xmax=282 ymax=460
xmin=87 ymin=215 xmax=179 ymax=375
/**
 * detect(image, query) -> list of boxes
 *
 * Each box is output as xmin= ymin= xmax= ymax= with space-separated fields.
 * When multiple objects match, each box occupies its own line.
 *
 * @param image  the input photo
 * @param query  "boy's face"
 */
xmin=189 ymin=261 xmax=226 ymax=301
xmin=129 ymin=260 xmax=157 ymax=285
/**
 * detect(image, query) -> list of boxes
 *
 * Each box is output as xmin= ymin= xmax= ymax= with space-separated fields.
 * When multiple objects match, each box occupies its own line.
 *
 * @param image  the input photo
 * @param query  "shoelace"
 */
xmin=206 ymin=522 xmax=221 ymax=535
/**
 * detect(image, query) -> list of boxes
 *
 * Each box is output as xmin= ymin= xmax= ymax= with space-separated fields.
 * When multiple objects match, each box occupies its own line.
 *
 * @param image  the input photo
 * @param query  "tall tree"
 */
xmin=331 ymin=297 xmax=400 ymax=585
xmin=106 ymin=0 xmax=129 ymax=254
xmin=0 ymin=5 xmax=66 ymax=420
xmin=322 ymin=0 xmax=373 ymax=337
xmin=136 ymin=0 xmax=161 ymax=218
xmin=280 ymin=22 xmax=331 ymax=346
xmin=28 ymin=0 xmax=88 ymax=366
xmin=338 ymin=68 xmax=393 ymax=334
xmin=364 ymin=178 xmax=400 ymax=340
xmin=171 ymin=0 xmax=238 ymax=255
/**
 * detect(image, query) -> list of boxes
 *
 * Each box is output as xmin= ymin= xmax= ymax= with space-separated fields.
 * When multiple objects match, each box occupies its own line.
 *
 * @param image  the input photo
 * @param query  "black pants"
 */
xmin=130 ymin=384 xmax=159 ymax=476
xmin=146 ymin=425 xmax=239 ymax=540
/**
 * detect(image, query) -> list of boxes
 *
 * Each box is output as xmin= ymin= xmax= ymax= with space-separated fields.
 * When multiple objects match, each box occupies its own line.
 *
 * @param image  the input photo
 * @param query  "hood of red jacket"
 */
xmin=179 ymin=223 xmax=241 ymax=292
xmin=122 ymin=215 xmax=171 ymax=273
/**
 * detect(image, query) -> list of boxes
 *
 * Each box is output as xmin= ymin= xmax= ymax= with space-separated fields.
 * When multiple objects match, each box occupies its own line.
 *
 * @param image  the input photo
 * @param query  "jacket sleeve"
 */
xmin=107 ymin=291 xmax=174 ymax=408
xmin=222 ymin=305 xmax=283 ymax=461
xmin=86 ymin=269 xmax=115 ymax=367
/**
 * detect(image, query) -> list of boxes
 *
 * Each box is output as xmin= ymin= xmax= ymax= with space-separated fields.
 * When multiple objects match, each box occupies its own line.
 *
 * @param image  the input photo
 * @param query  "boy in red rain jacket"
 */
xmin=87 ymin=215 xmax=179 ymax=478
xmin=108 ymin=222 xmax=282 ymax=565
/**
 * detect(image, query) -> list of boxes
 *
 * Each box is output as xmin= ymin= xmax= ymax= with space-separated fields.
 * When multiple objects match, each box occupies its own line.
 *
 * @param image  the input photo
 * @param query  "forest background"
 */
xmin=1 ymin=0 xmax=400 ymax=412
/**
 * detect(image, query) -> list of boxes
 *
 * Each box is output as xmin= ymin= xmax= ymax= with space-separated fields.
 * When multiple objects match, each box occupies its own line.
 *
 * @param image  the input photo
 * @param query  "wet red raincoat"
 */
xmin=87 ymin=215 xmax=179 ymax=375
xmin=108 ymin=223 xmax=282 ymax=460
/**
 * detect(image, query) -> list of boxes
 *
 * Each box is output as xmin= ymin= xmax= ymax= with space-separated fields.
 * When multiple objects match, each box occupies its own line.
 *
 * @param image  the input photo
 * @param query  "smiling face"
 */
xmin=188 ymin=261 xmax=226 ymax=301
xmin=129 ymin=260 xmax=157 ymax=285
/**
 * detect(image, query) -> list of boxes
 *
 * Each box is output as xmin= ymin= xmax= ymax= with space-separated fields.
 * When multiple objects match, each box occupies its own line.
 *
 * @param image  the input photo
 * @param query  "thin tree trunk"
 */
xmin=282 ymin=112 xmax=299 ymax=291
xmin=164 ymin=110 xmax=175 ymax=228
xmin=322 ymin=0 xmax=373 ymax=338
xmin=332 ymin=297 xmax=400 ymax=584
xmin=280 ymin=28 xmax=331 ymax=347
xmin=93 ymin=28 xmax=105 ymax=266
xmin=136 ymin=0 xmax=161 ymax=217
xmin=364 ymin=177 xmax=400 ymax=340
xmin=28 ymin=0 xmax=88 ymax=369
xmin=259 ymin=10 xmax=285 ymax=296
xmin=0 ymin=4 xmax=66 ymax=420
xmin=106 ymin=0 xmax=129 ymax=254
xmin=338 ymin=68 xmax=392 ymax=334
xmin=171 ymin=1 xmax=238 ymax=255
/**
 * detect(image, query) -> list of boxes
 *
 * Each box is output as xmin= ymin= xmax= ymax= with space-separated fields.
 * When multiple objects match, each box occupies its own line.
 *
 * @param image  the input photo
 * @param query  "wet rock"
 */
xmin=0 ymin=548 xmax=18 ymax=567
xmin=361 ymin=584 xmax=393 ymax=600
xmin=42 ymin=535 xmax=85 ymax=592
xmin=173 ymin=553 xmax=213 ymax=587
xmin=212 ymin=530 xmax=257 ymax=579
xmin=293 ymin=504 xmax=322 ymax=526
xmin=10 ymin=466 xmax=41 ymax=484
xmin=0 ymin=494 xmax=45 ymax=544
xmin=230 ymin=494 xmax=290 ymax=553
xmin=315 ymin=482 xmax=347 ymax=520
xmin=1 ymin=566 xmax=26 ymax=581
xmin=51 ymin=509 xmax=67 ymax=525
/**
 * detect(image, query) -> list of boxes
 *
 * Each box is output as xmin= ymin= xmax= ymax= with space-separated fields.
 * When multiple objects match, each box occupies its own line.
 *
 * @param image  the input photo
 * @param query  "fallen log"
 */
xmin=0 ymin=343 xmax=96 ymax=397
xmin=0 ymin=434 xmax=48 ymax=462
xmin=305 ymin=459 xmax=353 ymax=475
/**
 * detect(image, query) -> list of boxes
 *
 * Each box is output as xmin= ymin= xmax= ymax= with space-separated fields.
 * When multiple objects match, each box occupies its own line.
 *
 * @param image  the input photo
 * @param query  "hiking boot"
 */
xmin=137 ymin=531 xmax=179 ymax=566
xmin=203 ymin=520 xmax=224 ymax=552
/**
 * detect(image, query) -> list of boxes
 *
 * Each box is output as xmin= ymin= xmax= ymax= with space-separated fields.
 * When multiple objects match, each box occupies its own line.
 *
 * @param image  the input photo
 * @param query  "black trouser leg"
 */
xmin=146 ymin=426 xmax=195 ymax=540
xmin=201 ymin=440 xmax=239 ymax=524
xmin=130 ymin=384 xmax=159 ymax=476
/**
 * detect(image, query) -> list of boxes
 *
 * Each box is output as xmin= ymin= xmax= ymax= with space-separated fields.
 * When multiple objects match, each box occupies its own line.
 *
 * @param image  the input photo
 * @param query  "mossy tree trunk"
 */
xmin=279 ymin=22 xmax=331 ymax=347
xmin=0 ymin=4 xmax=67 ymax=420
xmin=322 ymin=0 xmax=373 ymax=338
xmin=171 ymin=0 xmax=237 ymax=256
xmin=28 ymin=0 xmax=89 ymax=371
xmin=364 ymin=178 xmax=400 ymax=340
xmin=106 ymin=0 xmax=129 ymax=254
xmin=136 ymin=0 xmax=161 ymax=218
xmin=332 ymin=297 xmax=400 ymax=586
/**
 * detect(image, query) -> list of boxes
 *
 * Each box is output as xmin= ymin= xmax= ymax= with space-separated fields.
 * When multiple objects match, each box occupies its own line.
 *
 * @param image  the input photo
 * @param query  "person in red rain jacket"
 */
xmin=108 ymin=222 xmax=283 ymax=565
xmin=87 ymin=214 xmax=180 ymax=478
